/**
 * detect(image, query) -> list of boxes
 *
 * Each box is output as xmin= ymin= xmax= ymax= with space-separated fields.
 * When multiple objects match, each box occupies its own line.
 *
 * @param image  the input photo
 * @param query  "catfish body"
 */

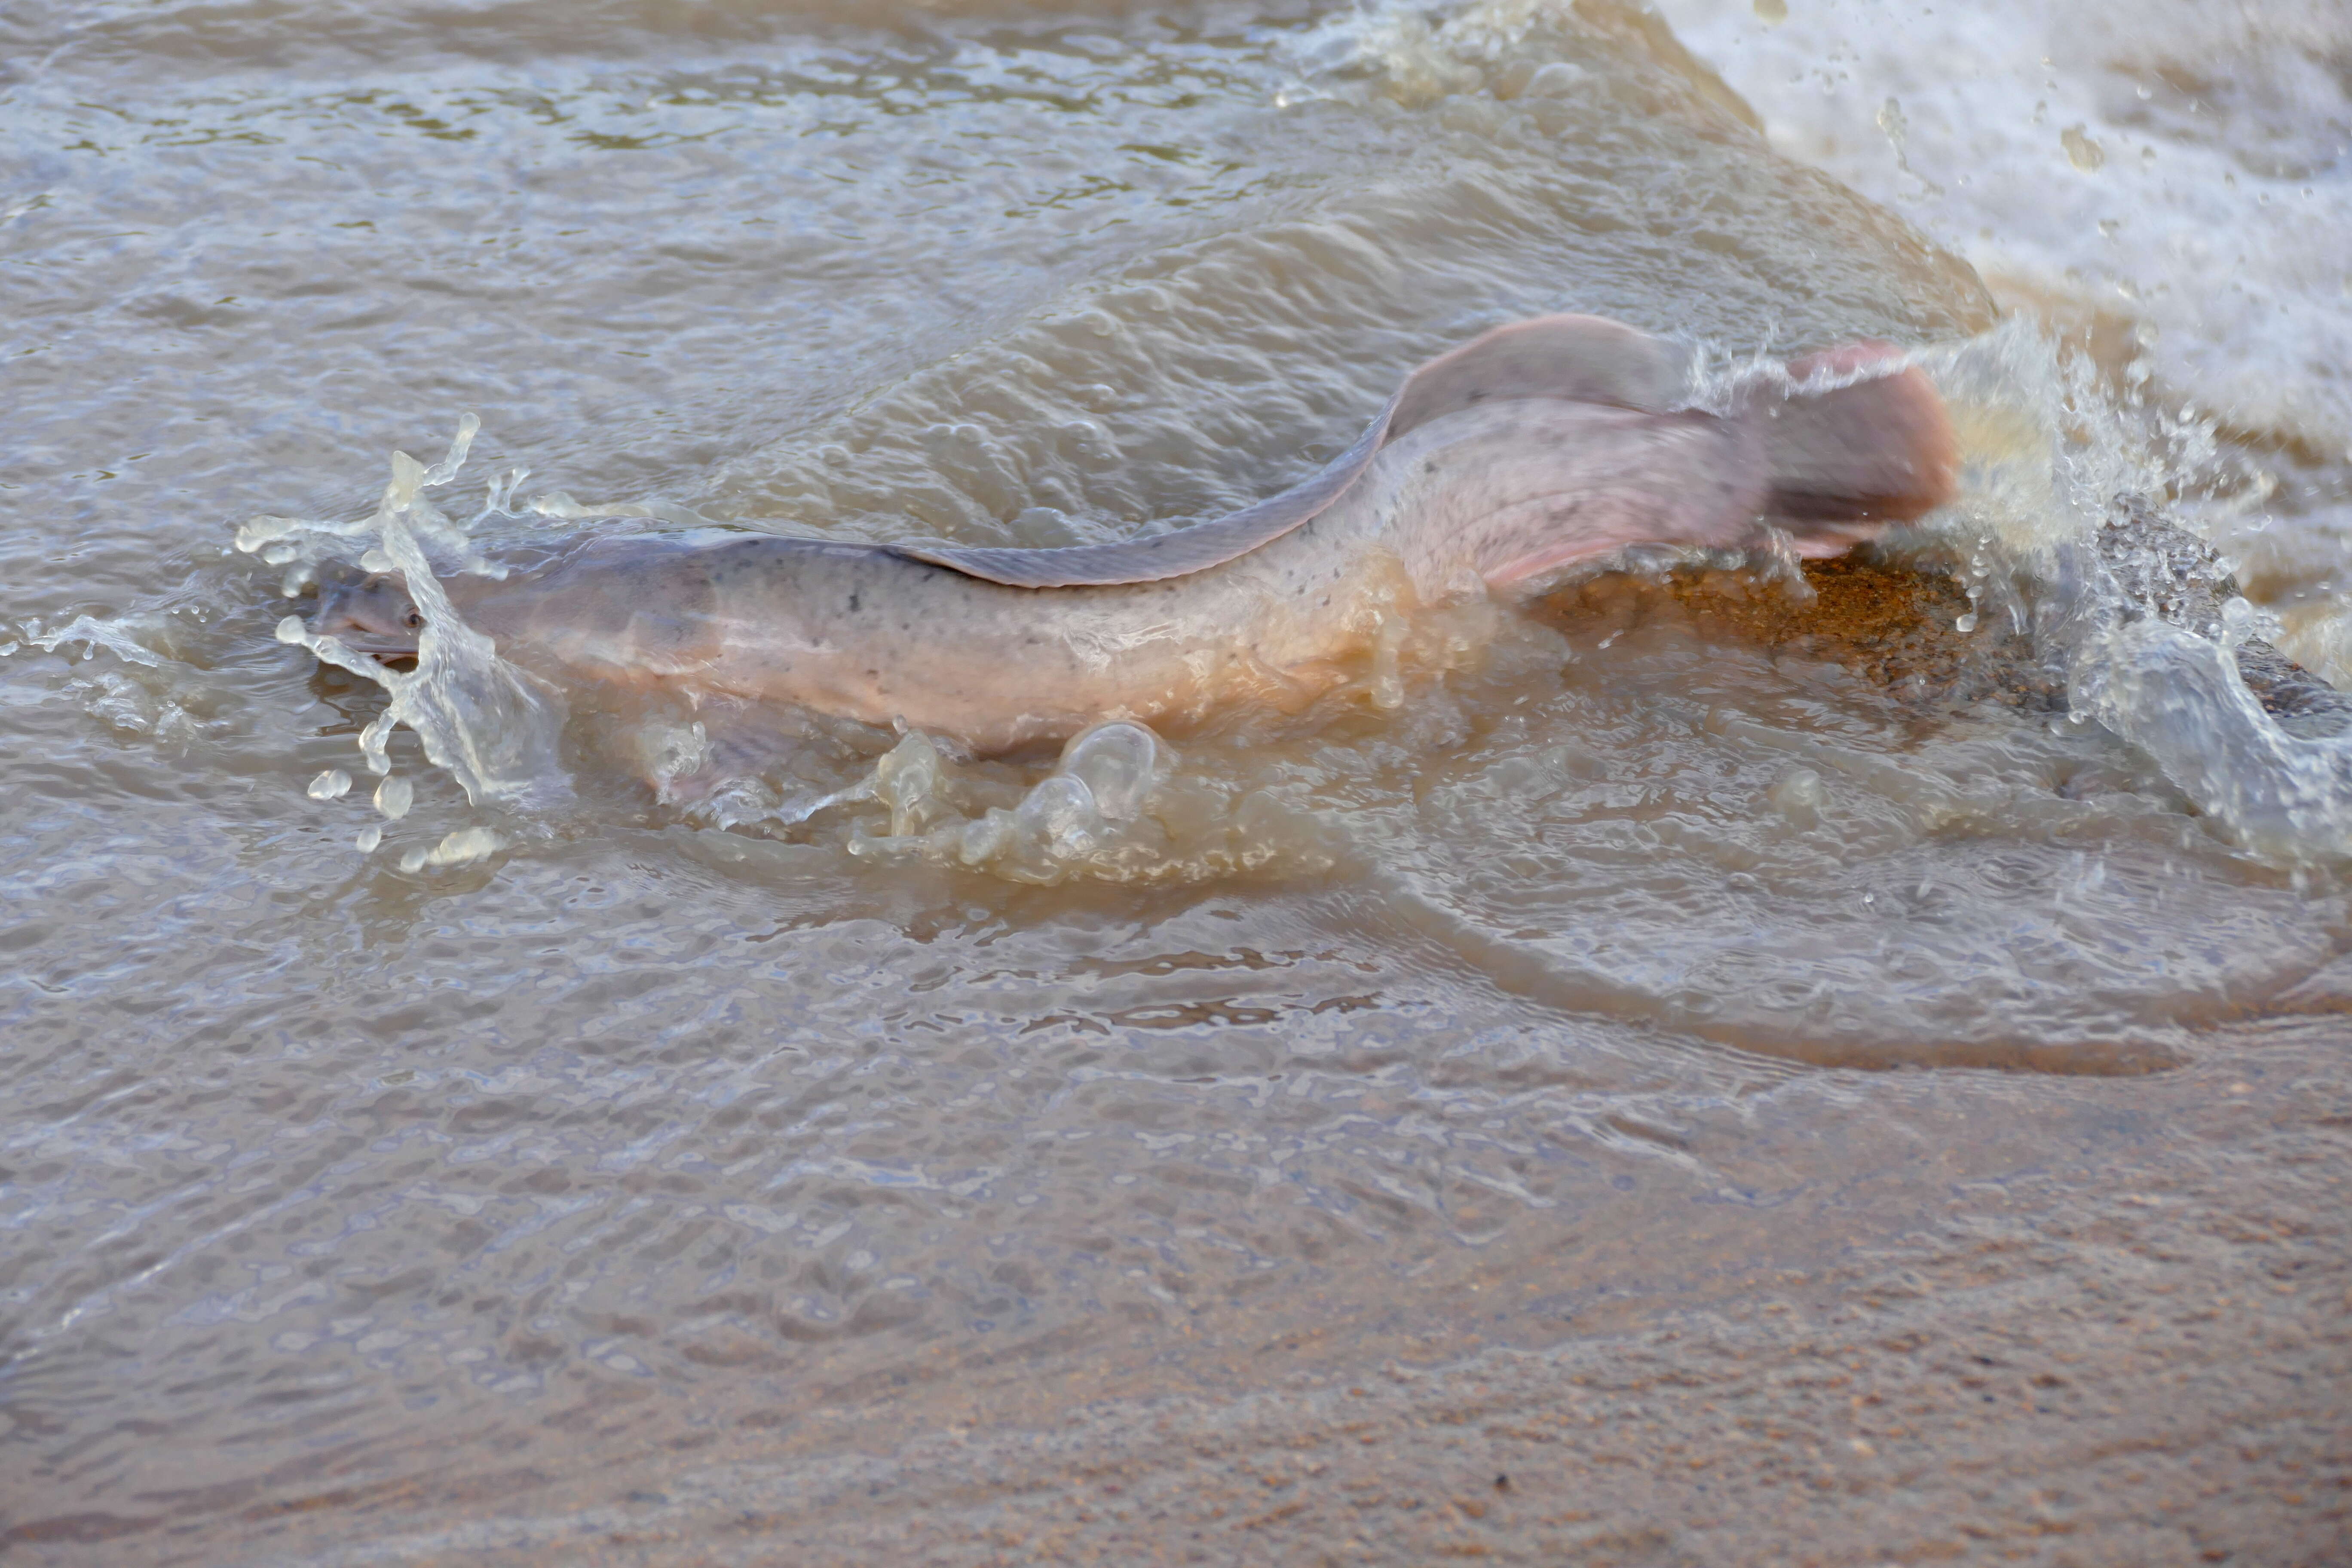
xmin=312 ymin=317 xmax=1957 ymax=753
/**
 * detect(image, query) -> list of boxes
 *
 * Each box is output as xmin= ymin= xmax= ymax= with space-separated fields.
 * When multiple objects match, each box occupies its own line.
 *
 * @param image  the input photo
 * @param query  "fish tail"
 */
xmin=1743 ymin=343 xmax=1959 ymax=557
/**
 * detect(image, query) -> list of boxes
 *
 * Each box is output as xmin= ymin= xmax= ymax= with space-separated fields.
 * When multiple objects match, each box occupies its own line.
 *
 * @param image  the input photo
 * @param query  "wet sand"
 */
xmin=149 ymin=1020 xmax=2350 ymax=1566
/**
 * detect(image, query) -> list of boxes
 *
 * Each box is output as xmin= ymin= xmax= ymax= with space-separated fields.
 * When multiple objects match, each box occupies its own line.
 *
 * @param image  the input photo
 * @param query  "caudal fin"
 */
xmin=1744 ymin=343 xmax=1958 ymax=557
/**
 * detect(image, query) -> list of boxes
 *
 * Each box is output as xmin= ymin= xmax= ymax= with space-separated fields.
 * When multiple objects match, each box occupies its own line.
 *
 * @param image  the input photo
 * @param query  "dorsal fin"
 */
xmin=890 ymin=314 xmax=1678 ymax=589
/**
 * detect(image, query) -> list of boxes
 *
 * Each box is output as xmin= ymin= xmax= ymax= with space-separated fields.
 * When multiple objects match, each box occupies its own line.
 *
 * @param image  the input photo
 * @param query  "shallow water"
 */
xmin=2 ymin=0 xmax=2348 ymax=1560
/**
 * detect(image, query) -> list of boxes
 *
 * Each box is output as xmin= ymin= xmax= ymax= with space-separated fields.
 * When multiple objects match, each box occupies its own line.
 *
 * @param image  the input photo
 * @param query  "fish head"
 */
xmin=313 ymin=571 xmax=426 ymax=657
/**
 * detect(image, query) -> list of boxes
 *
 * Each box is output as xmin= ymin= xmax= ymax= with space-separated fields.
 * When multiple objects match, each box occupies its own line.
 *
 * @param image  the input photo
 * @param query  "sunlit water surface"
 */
xmin=3 ymin=0 xmax=2348 ymax=1559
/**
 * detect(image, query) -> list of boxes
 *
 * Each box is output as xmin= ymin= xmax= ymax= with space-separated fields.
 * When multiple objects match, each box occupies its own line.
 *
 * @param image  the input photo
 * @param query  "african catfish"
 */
xmin=311 ymin=315 xmax=1957 ymax=756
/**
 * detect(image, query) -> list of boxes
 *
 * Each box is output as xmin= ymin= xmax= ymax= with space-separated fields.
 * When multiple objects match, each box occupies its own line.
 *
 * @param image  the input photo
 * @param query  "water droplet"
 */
xmin=355 ymin=824 xmax=382 ymax=853
xmin=2061 ymin=125 xmax=2105 ymax=172
xmin=307 ymin=768 xmax=352 ymax=801
xmin=422 ymin=827 xmax=505 ymax=868
xmin=375 ymin=775 xmax=414 ymax=820
xmin=1955 ymin=612 xmax=1978 ymax=633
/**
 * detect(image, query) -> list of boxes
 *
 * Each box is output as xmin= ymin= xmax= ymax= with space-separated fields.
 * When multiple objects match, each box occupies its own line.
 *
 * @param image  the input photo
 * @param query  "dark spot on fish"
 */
xmin=848 ymin=591 xmax=861 ymax=612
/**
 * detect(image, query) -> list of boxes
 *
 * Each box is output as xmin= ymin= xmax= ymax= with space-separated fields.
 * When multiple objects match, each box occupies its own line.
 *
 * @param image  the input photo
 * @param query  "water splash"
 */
xmin=11 ymin=612 xmax=206 ymax=745
xmin=23 ymin=614 xmax=166 ymax=668
xmin=265 ymin=420 xmax=572 ymax=811
xmin=2070 ymin=615 xmax=2352 ymax=863
xmin=842 ymin=721 xmax=1177 ymax=882
xmin=1907 ymin=322 xmax=2352 ymax=864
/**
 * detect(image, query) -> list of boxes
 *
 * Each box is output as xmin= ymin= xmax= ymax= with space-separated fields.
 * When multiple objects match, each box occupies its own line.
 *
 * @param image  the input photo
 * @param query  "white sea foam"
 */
xmin=1661 ymin=0 xmax=2351 ymax=449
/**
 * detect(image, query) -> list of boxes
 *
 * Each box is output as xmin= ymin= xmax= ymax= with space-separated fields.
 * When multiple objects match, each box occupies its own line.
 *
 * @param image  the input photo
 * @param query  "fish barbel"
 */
xmin=312 ymin=315 xmax=1956 ymax=754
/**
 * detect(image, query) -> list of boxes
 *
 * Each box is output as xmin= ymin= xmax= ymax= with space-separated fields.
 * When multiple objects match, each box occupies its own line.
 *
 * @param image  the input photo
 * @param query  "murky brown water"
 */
xmin=4 ymin=0 xmax=2349 ymax=1562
